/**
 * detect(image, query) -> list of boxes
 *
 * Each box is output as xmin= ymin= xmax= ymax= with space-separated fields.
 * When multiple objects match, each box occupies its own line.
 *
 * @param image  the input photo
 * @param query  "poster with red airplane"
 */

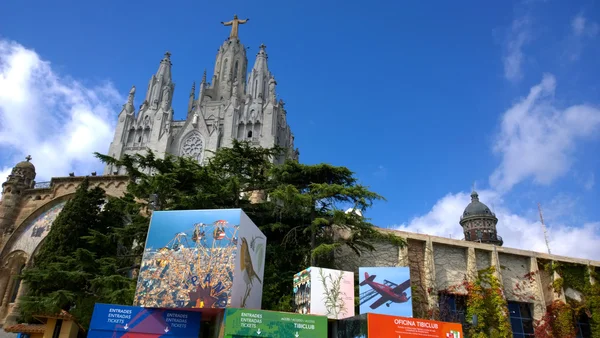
xmin=359 ymin=267 xmax=413 ymax=317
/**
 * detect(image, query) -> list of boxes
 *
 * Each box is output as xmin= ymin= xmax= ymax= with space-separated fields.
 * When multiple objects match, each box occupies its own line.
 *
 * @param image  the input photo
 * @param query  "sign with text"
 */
xmin=223 ymin=308 xmax=327 ymax=338
xmin=87 ymin=303 xmax=201 ymax=338
xmin=367 ymin=313 xmax=463 ymax=338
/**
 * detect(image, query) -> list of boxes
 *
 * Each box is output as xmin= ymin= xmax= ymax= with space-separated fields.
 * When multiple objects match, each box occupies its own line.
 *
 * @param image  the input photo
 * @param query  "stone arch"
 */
xmin=0 ymin=197 xmax=72 ymax=260
xmin=0 ymin=250 xmax=28 ymax=307
xmin=179 ymin=131 xmax=205 ymax=163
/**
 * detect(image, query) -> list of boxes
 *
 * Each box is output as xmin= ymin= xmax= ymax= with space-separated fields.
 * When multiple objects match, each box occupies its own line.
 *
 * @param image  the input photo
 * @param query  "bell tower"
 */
xmin=0 ymin=156 xmax=36 ymax=237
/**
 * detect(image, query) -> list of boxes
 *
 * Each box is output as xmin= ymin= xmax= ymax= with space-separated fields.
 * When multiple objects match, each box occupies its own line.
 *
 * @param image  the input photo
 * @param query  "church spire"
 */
xmin=145 ymin=51 xmax=174 ymax=110
xmin=157 ymin=51 xmax=173 ymax=82
xmin=248 ymin=44 xmax=273 ymax=100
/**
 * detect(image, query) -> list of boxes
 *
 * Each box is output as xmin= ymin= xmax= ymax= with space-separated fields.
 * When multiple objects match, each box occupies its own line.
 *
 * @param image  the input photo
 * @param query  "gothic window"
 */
xmin=180 ymin=132 xmax=204 ymax=163
xmin=254 ymin=79 xmax=258 ymax=97
xmin=465 ymin=232 xmax=470 ymax=240
xmin=237 ymin=123 xmax=245 ymax=140
xmin=263 ymin=77 xmax=267 ymax=97
xmin=247 ymin=130 xmax=253 ymax=138
xmin=222 ymin=59 xmax=228 ymax=80
xmin=143 ymin=127 xmax=150 ymax=144
xmin=476 ymin=230 xmax=482 ymax=240
xmin=253 ymin=122 xmax=261 ymax=139
xmin=127 ymin=128 xmax=135 ymax=145
xmin=233 ymin=60 xmax=239 ymax=81
xmin=9 ymin=264 xmax=25 ymax=303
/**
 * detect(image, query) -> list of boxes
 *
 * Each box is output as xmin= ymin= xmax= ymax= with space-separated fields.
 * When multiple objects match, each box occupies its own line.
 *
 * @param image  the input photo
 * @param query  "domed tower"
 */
xmin=0 ymin=156 xmax=36 ymax=236
xmin=460 ymin=190 xmax=503 ymax=246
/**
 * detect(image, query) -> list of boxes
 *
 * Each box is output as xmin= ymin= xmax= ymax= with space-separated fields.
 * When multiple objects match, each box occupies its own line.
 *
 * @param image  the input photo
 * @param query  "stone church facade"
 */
xmin=104 ymin=19 xmax=298 ymax=175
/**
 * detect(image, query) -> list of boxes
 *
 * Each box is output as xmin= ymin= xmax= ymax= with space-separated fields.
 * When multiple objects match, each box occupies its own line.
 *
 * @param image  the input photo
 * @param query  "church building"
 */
xmin=104 ymin=14 xmax=298 ymax=175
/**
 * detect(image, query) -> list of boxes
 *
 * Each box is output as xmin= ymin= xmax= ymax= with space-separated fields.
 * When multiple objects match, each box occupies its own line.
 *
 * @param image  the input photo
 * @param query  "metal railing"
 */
xmin=34 ymin=181 xmax=51 ymax=189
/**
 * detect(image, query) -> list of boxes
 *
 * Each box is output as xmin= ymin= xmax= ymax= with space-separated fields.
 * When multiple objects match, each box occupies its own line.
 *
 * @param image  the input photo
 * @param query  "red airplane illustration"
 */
xmin=360 ymin=272 xmax=411 ymax=309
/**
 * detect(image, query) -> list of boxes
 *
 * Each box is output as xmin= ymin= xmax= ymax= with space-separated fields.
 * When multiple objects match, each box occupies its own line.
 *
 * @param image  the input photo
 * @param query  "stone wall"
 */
xmin=334 ymin=228 xmax=600 ymax=321
xmin=0 ymin=175 xmax=129 ymax=328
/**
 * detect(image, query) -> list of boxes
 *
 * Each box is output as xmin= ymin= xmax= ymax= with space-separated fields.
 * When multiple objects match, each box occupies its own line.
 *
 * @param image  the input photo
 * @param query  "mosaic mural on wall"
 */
xmin=9 ymin=201 xmax=67 ymax=255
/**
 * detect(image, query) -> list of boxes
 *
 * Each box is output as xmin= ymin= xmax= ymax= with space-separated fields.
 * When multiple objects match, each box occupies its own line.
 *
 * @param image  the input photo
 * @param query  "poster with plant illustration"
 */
xmin=293 ymin=267 xmax=355 ymax=320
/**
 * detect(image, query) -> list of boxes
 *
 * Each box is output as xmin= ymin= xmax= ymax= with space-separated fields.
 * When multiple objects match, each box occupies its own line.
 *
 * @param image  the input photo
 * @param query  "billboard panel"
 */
xmin=292 ymin=267 xmax=355 ymax=319
xmin=230 ymin=211 xmax=267 ymax=309
xmin=223 ymin=308 xmax=327 ymax=338
xmin=359 ymin=267 xmax=412 ymax=317
xmin=367 ymin=313 xmax=463 ymax=338
xmin=87 ymin=303 xmax=201 ymax=338
xmin=134 ymin=209 xmax=266 ymax=309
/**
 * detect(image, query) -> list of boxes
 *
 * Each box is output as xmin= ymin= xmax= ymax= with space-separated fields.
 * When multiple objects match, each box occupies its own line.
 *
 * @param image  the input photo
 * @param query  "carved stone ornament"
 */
xmin=181 ymin=133 xmax=204 ymax=162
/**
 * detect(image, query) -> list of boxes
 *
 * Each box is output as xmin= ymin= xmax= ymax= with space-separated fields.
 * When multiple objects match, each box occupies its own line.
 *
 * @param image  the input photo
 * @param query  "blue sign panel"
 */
xmin=88 ymin=303 xmax=201 ymax=338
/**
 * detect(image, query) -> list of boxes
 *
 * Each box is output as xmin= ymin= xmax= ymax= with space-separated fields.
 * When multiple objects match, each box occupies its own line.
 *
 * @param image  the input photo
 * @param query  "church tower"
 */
xmin=103 ymin=16 xmax=298 ymax=175
xmin=105 ymin=52 xmax=174 ymax=174
xmin=460 ymin=191 xmax=503 ymax=246
xmin=0 ymin=156 xmax=36 ymax=237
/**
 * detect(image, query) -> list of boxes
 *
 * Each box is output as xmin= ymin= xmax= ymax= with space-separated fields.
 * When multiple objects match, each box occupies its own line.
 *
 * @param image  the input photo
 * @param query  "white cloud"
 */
xmin=571 ymin=14 xmax=599 ymax=37
xmin=393 ymin=76 xmax=600 ymax=262
xmin=584 ymin=173 xmax=595 ymax=191
xmin=490 ymin=74 xmax=600 ymax=192
xmin=503 ymin=17 xmax=531 ymax=82
xmin=394 ymin=190 xmax=600 ymax=261
xmin=0 ymin=39 xmax=121 ymax=184
xmin=567 ymin=14 xmax=599 ymax=61
xmin=572 ymin=15 xmax=587 ymax=36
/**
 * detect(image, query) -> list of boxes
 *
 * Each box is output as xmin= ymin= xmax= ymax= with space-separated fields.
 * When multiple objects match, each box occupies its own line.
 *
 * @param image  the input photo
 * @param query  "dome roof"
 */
xmin=15 ymin=155 xmax=35 ymax=170
xmin=462 ymin=191 xmax=495 ymax=218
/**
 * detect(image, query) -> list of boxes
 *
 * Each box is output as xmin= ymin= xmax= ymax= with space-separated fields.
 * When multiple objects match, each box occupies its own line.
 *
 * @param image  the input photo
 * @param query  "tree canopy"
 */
xmin=19 ymin=140 xmax=396 ymax=326
xmin=19 ymin=178 xmax=138 ymax=327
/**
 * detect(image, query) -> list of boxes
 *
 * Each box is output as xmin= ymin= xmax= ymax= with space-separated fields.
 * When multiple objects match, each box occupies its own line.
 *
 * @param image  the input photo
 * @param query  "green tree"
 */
xmin=97 ymin=141 xmax=393 ymax=311
xmin=268 ymin=161 xmax=386 ymax=267
xmin=19 ymin=178 xmax=136 ymax=328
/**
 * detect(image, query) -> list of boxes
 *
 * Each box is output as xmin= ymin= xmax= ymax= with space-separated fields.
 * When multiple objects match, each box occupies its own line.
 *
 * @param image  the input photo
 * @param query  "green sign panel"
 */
xmin=223 ymin=308 xmax=328 ymax=338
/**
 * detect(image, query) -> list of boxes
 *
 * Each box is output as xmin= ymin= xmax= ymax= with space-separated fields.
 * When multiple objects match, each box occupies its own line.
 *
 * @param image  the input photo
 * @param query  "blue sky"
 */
xmin=1 ymin=0 xmax=599 ymax=259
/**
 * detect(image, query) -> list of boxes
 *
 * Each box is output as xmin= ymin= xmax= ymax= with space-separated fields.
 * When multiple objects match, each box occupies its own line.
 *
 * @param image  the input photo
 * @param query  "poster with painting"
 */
xmin=293 ymin=267 xmax=355 ymax=320
xmin=230 ymin=211 xmax=267 ymax=309
xmin=134 ymin=208 xmax=265 ymax=309
xmin=359 ymin=267 xmax=413 ymax=317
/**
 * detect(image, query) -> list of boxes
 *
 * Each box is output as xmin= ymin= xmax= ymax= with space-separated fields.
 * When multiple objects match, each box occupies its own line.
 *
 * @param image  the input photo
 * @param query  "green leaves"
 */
xmin=19 ymin=178 xmax=139 ymax=328
xmin=22 ymin=139 xmax=393 ymax=320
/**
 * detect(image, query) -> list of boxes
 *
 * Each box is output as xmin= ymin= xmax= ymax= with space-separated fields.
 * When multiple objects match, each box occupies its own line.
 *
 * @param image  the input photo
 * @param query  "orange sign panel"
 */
xmin=367 ymin=313 xmax=464 ymax=338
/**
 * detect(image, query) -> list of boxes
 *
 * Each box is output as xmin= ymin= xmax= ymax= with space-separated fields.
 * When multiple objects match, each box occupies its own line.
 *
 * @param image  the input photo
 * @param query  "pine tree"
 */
xmin=19 ymin=178 xmax=135 ymax=328
xmin=96 ymin=141 xmax=398 ymax=311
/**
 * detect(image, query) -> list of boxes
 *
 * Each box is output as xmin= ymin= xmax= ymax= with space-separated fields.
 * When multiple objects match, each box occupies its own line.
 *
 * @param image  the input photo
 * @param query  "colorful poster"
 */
xmin=87 ymin=303 xmax=201 ymax=338
xmin=367 ymin=313 xmax=463 ymax=338
xmin=223 ymin=308 xmax=327 ymax=338
xmin=230 ymin=211 xmax=267 ymax=309
xmin=359 ymin=267 xmax=413 ymax=317
xmin=292 ymin=267 xmax=355 ymax=319
xmin=293 ymin=268 xmax=311 ymax=314
xmin=134 ymin=209 xmax=266 ymax=309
